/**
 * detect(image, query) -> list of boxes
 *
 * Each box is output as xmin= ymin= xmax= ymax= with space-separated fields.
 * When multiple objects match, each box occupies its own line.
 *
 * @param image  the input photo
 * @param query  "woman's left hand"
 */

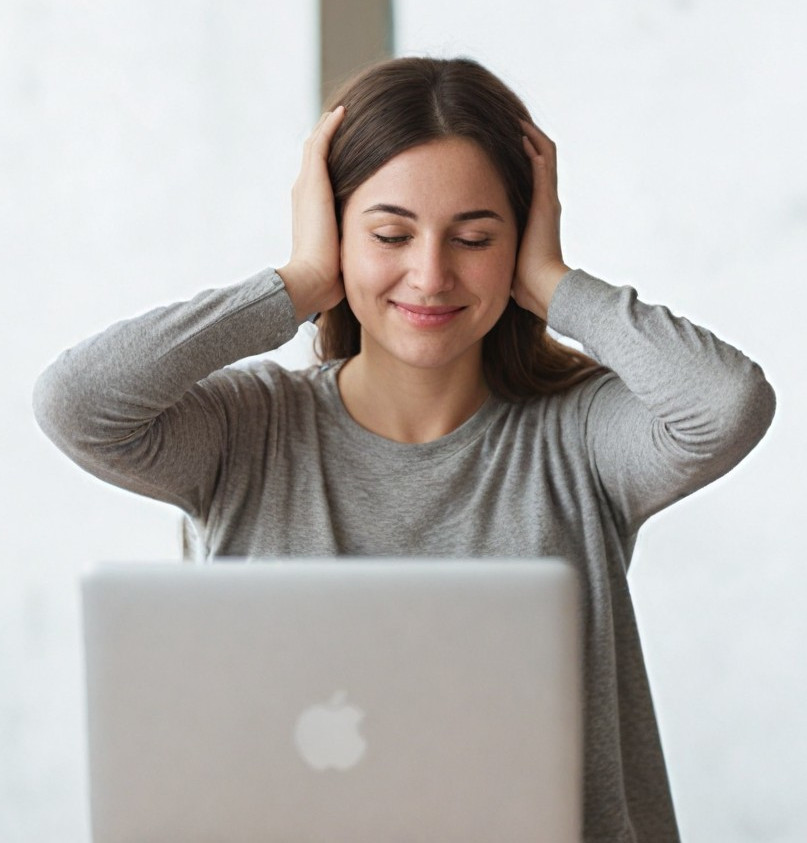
xmin=511 ymin=121 xmax=571 ymax=321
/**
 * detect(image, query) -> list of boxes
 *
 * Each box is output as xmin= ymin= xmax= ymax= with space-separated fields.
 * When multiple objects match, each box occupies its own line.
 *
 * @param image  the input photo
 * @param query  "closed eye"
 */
xmin=371 ymin=233 xmax=493 ymax=248
xmin=455 ymin=237 xmax=492 ymax=249
xmin=372 ymin=233 xmax=411 ymax=245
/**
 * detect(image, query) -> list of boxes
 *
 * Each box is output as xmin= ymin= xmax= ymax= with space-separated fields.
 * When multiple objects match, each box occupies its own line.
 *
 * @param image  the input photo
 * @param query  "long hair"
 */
xmin=316 ymin=56 xmax=604 ymax=400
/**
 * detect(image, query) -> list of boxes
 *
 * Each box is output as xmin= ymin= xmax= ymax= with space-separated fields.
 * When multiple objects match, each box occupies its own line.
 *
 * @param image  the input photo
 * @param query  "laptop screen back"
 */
xmin=82 ymin=558 xmax=582 ymax=842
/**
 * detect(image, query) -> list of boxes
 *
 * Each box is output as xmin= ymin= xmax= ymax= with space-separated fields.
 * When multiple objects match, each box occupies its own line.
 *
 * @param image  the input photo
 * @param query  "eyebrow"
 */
xmin=362 ymin=203 xmax=505 ymax=223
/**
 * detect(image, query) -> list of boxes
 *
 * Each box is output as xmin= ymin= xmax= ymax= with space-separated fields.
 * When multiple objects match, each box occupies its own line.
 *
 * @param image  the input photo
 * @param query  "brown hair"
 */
xmin=316 ymin=56 xmax=604 ymax=401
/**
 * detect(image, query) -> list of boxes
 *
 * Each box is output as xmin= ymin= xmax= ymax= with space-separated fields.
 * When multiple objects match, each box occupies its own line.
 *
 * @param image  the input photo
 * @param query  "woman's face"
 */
xmin=339 ymin=137 xmax=518 ymax=374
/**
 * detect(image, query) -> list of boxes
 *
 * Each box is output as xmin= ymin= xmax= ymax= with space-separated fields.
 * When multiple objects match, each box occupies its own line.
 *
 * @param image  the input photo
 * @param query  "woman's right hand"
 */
xmin=278 ymin=106 xmax=347 ymax=323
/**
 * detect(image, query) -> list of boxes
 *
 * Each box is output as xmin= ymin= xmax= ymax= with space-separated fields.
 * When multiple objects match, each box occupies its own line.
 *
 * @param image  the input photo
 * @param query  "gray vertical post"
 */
xmin=319 ymin=0 xmax=394 ymax=106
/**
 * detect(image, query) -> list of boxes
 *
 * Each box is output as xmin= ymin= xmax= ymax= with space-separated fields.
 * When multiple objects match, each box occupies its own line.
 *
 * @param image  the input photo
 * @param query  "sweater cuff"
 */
xmin=256 ymin=267 xmax=299 ymax=339
xmin=546 ymin=268 xmax=618 ymax=345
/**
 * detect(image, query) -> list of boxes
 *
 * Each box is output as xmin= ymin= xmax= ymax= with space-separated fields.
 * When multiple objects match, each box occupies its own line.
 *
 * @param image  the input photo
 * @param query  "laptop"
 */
xmin=81 ymin=558 xmax=582 ymax=842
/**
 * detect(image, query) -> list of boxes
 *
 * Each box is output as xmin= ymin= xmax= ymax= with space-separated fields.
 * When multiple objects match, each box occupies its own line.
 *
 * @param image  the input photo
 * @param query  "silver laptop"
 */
xmin=81 ymin=558 xmax=582 ymax=842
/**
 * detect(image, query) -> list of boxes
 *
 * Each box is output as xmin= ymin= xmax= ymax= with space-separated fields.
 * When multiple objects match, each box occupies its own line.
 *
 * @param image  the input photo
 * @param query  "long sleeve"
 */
xmin=33 ymin=267 xmax=298 ymax=518
xmin=547 ymin=269 xmax=776 ymax=534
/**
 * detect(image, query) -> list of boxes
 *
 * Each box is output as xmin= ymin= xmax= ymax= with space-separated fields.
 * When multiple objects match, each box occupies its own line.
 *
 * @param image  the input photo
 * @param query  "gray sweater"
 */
xmin=34 ymin=267 xmax=775 ymax=842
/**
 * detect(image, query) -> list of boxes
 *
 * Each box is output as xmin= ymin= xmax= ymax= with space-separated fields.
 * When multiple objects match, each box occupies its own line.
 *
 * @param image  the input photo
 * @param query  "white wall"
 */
xmin=3 ymin=1 xmax=805 ymax=841
xmin=393 ymin=1 xmax=806 ymax=840
xmin=1 ymin=2 xmax=318 ymax=839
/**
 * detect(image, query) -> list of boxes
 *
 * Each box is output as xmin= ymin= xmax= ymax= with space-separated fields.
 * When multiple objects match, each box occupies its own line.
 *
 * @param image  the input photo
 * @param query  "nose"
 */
xmin=406 ymin=237 xmax=455 ymax=296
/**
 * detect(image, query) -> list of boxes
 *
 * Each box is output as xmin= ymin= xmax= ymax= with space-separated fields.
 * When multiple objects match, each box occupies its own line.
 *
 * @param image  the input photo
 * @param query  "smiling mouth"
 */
xmin=390 ymin=302 xmax=466 ymax=327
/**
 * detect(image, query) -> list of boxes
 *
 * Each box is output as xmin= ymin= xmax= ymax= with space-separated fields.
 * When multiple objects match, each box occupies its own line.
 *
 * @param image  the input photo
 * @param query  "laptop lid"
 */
xmin=81 ymin=558 xmax=582 ymax=842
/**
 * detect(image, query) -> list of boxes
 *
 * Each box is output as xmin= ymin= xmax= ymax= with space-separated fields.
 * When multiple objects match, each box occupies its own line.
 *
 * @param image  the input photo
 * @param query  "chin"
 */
xmin=383 ymin=339 xmax=483 ymax=372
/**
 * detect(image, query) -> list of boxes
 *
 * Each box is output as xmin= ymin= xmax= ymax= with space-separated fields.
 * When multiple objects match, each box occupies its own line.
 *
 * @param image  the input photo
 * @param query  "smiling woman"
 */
xmin=334 ymin=136 xmax=518 ymax=438
xmin=33 ymin=55 xmax=775 ymax=843
xmin=313 ymin=57 xmax=602 ymax=403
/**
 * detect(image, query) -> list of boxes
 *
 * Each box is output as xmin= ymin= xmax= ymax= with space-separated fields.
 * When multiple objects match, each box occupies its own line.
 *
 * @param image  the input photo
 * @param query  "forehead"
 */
xmin=344 ymin=137 xmax=513 ymax=218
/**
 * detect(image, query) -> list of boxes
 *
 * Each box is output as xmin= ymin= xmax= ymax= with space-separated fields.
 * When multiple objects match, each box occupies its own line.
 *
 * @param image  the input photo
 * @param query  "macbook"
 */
xmin=81 ymin=558 xmax=582 ymax=842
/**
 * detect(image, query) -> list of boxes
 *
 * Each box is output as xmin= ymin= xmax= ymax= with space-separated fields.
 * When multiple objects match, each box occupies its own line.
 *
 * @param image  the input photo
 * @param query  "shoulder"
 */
xmin=501 ymin=369 xmax=624 ymax=423
xmin=178 ymin=359 xmax=343 ymax=453
xmin=200 ymin=357 xmax=340 ymax=404
xmin=487 ymin=372 xmax=630 ymax=465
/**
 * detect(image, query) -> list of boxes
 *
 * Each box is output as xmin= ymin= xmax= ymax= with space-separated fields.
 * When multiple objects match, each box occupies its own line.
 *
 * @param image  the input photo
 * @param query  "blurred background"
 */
xmin=2 ymin=0 xmax=805 ymax=840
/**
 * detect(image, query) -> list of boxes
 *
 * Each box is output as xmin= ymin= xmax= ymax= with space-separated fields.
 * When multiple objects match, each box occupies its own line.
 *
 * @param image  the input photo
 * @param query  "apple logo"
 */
xmin=294 ymin=691 xmax=367 ymax=771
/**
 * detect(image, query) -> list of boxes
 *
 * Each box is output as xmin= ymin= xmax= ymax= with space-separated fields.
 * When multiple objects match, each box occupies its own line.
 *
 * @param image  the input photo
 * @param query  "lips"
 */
xmin=391 ymin=302 xmax=466 ymax=327
xmin=393 ymin=303 xmax=463 ymax=315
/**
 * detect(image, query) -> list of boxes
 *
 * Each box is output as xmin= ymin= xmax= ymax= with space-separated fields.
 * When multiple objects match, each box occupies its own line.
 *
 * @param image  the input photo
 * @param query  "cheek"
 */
xmin=490 ymin=289 xmax=512 ymax=324
xmin=340 ymin=240 xmax=382 ymax=314
xmin=341 ymin=234 xmax=400 ymax=296
xmin=476 ymin=253 xmax=516 ymax=299
xmin=340 ymin=228 xmax=376 ymax=279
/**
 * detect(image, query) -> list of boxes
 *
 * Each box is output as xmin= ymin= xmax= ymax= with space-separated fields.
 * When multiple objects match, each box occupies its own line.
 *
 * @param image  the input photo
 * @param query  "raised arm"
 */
xmin=33 ymin=269 xmax=299 ymax=516
xmin=548 ymin=270 xmax=775 ymax=531
xmin=513 ymin=121 xmax=775 ymax=531
xmin=34 ymin=106 xmax=349 ymax=518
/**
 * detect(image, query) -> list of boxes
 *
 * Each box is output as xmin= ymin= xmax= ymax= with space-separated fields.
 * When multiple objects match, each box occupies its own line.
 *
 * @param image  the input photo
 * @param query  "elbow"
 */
xmin=33 ymin=354 xmax=99 ymax=458
xmin=669 ymin=361 xmax=776 ymax=467
xmin=736 ymin=363 xmax=775 ymax=438
xmin=713 ymin=362 xmax=776 ymax=460
xmin=33 ymin=359 xmax=74 ymax=450
xmin=663 ymin=363 xmax=776 ymax=490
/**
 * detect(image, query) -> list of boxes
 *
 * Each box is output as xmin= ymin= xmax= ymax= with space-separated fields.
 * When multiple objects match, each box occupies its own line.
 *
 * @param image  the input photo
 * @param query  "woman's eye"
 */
xmin=370 ymin=233 xmax=492 ymax=248
xmin=372 ymin=233 xmax=410 ymax=245
xmin=456 ymin=237 xmax=492 ymax=249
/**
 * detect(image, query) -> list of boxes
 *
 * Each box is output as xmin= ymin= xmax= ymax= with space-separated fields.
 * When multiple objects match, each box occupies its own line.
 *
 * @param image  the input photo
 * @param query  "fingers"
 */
xmin=304 ymin=106 xmax=346 ymax=160
xmin=511 ymin=118 xmax=567 ymax=317
xmin=293 ymin=106 xmax=345 ymax=203
xmin=520 ymin=119 xmax=558 ymax=193
xmin=285 ymin=106 xmax=347 ymax=316
xmin=520 ymin=119 xmax=556 ymax=157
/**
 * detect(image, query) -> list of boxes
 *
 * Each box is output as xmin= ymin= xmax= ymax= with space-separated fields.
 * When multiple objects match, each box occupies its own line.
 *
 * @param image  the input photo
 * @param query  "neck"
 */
xmin=337 ymin=349 xmax=490 ymax=444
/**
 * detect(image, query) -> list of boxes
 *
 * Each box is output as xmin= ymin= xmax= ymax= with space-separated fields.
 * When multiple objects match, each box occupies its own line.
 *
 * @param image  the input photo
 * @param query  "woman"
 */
xmin=34 ymin=57 xmax=775 ymax=841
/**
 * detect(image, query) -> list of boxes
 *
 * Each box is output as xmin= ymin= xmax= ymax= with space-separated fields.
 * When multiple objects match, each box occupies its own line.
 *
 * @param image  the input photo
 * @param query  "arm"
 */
xmin=548 ymin=269 xmax=775 ymax=531
xmin=513 ymin=121 xmax=775 ymax=532
xmin=34 ymin=106 xmax=348 ymax=518
xmin=33 ymin=269 xmax=299 ymax=517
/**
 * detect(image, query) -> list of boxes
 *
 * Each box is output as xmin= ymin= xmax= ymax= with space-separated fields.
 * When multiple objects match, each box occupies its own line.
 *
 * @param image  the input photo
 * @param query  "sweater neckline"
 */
xmin=316 ymin=359 xmax=506 ymax=471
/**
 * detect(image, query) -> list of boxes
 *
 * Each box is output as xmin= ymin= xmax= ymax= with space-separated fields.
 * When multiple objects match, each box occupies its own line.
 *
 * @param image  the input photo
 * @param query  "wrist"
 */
xmin=516 ymin=262 xmax=570 ymax=321
xmin=276 ymin=263 xmax=320 ymax=324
